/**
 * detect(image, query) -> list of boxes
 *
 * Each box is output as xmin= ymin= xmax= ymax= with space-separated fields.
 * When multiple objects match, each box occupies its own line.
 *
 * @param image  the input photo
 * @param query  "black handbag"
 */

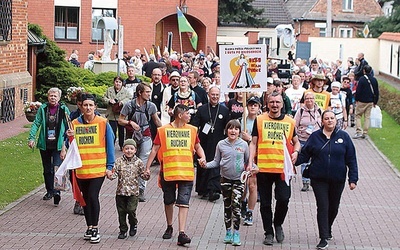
xmin=302 ymin=139 xmax=330 ymax=179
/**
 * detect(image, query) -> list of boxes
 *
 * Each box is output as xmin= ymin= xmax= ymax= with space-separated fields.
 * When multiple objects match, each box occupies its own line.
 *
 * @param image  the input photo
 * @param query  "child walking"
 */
xmin=201 ymin=120 xmax=257 ymax=246
xmin=110 ymin=139 xmax=149 ymax=239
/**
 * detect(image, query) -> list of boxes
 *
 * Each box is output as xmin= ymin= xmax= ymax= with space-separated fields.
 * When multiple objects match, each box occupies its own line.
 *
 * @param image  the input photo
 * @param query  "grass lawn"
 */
xmin=368 ymin=110 xmax=400 ymax=169
xmin=0 ymin=131 xmax=42 ymax=209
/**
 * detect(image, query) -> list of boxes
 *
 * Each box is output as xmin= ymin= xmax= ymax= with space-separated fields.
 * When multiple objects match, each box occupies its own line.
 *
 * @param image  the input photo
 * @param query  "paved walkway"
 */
xmin=1 ymin=116 xmax=400 ymax=249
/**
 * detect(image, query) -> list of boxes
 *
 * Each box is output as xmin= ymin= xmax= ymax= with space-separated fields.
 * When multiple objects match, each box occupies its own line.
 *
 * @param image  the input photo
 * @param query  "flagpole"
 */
xmin=179 ymin=31 xmax=183 ymax=55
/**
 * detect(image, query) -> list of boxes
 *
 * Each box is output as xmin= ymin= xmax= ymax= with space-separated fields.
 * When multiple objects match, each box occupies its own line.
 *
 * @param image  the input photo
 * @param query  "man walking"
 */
xmin=249 ymin=91 xmax=301 ymax=246
xmin=353 ymin=65 xmax=379 ymax=139
xmin=192 ymin=86 xmax=229 ymax=201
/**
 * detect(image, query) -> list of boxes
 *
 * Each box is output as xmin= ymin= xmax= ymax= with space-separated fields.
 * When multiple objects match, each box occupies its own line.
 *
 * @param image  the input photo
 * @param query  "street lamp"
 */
xmin=180 ymin=0 xmax=188 ymax=14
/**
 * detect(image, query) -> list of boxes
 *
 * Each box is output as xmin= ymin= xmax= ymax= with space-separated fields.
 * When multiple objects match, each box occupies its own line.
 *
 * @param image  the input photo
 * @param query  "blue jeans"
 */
xmin=160 ymin=172 xmax=193 ymax=207
xmin=39 ymin=149 xmax=62 ymax=195
xmin=136 ymin=136 xmax=152 ymax=191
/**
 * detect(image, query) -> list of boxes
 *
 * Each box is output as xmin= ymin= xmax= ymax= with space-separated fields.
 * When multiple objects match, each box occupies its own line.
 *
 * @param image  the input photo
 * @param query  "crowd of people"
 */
xmin=29 ymin=49 xmax=377 ymax=249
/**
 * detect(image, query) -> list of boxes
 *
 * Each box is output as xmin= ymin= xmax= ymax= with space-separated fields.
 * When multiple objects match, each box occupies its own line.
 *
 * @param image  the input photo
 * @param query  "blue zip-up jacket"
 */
xmin=295 ymin=128 xmax=358 ymax=184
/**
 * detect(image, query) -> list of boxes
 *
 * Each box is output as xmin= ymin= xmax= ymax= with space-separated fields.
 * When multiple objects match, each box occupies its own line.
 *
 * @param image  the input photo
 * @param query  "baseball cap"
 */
xmin=331 ymin=81 xmax=341 ymax=88
xmin=247 ymin=96 xmax=261 ymax=105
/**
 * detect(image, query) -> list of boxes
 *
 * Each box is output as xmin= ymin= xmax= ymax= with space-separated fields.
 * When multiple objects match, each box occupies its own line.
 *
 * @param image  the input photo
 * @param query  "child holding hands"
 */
xmin=109 ymin=139 xmax=150 ymax=239
xmin=201 ymin=120 xmax=258 ymax=246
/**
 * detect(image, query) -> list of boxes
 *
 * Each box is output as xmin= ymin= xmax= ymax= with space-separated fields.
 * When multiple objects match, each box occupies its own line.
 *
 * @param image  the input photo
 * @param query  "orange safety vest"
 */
xmin=256 ymin=114 xmax=295 ymax=173
xmin=73 ymin=116 xmax=107 ymax=179
xmin=305 ymin=89 xmax=330 ymax=110
xmin=157 ymin=124 xmax=197 ymax=181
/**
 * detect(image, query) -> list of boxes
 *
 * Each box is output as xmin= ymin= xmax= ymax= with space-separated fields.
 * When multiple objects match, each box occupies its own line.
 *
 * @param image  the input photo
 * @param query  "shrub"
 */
xmin=378 ymin=86 xmax=400 ymax=124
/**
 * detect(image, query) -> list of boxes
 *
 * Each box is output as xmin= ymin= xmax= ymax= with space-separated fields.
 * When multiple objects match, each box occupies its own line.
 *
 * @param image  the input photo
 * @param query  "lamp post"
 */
xmin=180 ymin=0 xmax=188 ymax=14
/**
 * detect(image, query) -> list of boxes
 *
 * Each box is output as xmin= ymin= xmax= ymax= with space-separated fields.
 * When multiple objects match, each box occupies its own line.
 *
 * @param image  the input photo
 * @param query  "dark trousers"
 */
xmin=257 ymin=173 xmax=291 ymax=236
xmin=77 ymin=177 xmax=105 ymax=227
xmin=116 ymin=195 xmax=139 ymax=232
xmin=195 ymin=167 xmax=221 ymax=195
xmin=109 ymin=120 xmax=125 ymax=149
xmin=311 ymin=178 xmax=345 ymax=239
xmin=39 ymin=149 xmax=61 ymax=195
xmin=221 ymin=177 xmax=244 ymax=230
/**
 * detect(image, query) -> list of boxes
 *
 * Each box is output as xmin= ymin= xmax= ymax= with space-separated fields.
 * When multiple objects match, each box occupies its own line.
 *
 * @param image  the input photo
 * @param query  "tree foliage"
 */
xmin=218 ymin=0 xmax=267 ymax=27
xmin=369 ymin=4 xmax=400 ymax=37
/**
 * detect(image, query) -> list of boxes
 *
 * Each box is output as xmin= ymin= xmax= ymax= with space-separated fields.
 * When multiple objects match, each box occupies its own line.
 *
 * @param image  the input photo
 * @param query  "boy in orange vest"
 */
xmin=145 ymin=104 xmax=206 ymax=246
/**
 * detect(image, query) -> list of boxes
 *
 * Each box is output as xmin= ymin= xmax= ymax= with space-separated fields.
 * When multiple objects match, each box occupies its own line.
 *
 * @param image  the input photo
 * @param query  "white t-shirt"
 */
xmin=330 ymin=92 xmax=346 ymax=119
xmin=285 ymin=87 xmax=306 ymax=112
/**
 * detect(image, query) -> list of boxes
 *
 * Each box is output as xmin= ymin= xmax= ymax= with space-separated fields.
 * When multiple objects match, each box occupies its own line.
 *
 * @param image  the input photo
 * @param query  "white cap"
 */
xmin=331 ymin=81 xmax=341 ymax=88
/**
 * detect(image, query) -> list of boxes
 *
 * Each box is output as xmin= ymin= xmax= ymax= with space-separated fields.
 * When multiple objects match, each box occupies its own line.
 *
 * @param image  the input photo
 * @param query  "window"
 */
xmin=339 ymin=28 xmax=353 ymax=38
xmin=91 ymin=8 xmax=116 ymax=42
xmin=0 ymin=0 xmax=12 ymax=42
xmin=54 ymin=6 xmax=79 ymax=40
xmin=319 ymin=28 xmax=326 ymax=37
xmin=342 ymin=0 xmax=353 ymax=11
xmin=258 ymin=37 xmax=271 ymax=46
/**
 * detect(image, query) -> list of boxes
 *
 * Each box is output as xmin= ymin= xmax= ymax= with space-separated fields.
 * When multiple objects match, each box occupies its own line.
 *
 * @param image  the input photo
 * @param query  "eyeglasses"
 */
xmin=171 ymin=78 xmax=179 ymax=82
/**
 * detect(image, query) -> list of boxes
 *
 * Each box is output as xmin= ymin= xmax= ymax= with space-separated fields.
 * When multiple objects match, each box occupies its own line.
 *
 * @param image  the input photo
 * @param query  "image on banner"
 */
xmin=220 ymin=44 xmax=267 ymax=93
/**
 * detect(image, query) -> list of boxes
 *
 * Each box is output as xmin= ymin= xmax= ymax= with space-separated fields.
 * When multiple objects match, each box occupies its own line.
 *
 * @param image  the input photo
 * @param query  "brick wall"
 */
xmin=27 ymin=0 xmax=218 ymax=63
xmin=312 ymin=0 xmax=382 ymax=16
xmin=0 ymin=0 xmax=32 ymax=119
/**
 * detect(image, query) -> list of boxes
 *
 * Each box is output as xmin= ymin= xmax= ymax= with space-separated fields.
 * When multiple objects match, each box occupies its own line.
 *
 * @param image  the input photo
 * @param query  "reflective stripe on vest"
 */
xmin=73 ymin=116 xmax=107 ymax=179
xmin=256 ymin=114 xmax=295 ymax=173
xmin=158 ymin=124 xmax=197 ymax=181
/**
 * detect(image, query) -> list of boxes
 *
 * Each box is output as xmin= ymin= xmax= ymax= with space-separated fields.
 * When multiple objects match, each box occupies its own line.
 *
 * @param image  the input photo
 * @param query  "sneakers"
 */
xmin=316 ymin=239 xmax=329 ymax=249
xmin=353 ymin=133 xmax=365 ymax=139
xmin=208 ymin=192 xmax=220 ymax=202
xmin=223 ymin=230 xmax=233 ymax=244
xmin=263 ymin=234 xmax=274 ymax=245
xmin=84 ymin=228 xmax=92 ymax=240
xmin=42 ymin=193 xmax=52 ymax=200
xmin=129 ymin=224 xmax=137 ymax=236
xmin=162 ymin=225 xmax=173 ymax=239
xmin=301 ymin=182 xmax=310 ymax=192
xmin=53 ymin=194 xmax=61 ymax=206
xmin=177 ymin=232 xmax=191 ymax=246
xmin=139 ymin=189 xmax=146 ymax=202
xmin=243 ymin=211 xmax=253 ymax=226
xmin=118 ymin=231 xmax=127 ymax=239
xmin=275 ymin=225 xmax=285 ymax=243
xmin=90 ymin=228 xmax=100 ymax=243
xmin=232 ymin=231 xmax=241 ymax=246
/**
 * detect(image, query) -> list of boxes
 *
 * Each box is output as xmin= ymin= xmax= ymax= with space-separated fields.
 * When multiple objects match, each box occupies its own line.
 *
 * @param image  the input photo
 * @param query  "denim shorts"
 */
xmin=160 ymin=172 xmax=193 ymax=207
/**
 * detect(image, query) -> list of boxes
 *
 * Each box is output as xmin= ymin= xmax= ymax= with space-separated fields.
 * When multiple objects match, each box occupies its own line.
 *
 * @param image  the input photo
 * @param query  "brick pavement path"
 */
xmin=1 ymin=122 xmax=400 ymax=249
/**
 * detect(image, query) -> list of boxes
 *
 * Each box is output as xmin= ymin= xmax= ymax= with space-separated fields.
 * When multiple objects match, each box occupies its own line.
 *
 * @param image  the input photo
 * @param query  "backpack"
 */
xmin=127 ymin=99 xmax=150 ymax=122
xmin=299 ymin=107 xmax=322 ymax=118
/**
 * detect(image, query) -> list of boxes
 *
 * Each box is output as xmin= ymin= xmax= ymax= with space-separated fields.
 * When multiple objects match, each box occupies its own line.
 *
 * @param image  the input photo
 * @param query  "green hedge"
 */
xmin=378 ymin=84 xmax=400 ymax=125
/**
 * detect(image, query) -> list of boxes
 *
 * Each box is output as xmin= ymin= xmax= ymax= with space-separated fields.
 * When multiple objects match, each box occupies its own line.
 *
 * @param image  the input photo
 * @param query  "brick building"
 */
xmin=27 ymin=0 xmax=218 ymax=64
xmin=0 ymin=0 xmax=32 ymax=121
xmin=285 ymin=0 xmax=383 ymax=41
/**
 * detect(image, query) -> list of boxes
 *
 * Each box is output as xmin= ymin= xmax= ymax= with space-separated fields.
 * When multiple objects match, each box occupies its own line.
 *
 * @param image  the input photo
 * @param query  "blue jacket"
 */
xmin=355 ymin=74 xmax=379 ymax=105
xmin=296 ymin=128 xmax=358 ymax=184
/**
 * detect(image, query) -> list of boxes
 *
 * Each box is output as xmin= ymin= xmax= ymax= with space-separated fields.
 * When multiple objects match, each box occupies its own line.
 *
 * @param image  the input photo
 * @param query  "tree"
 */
xmin=218 ymin=0 xmax=267 ymax=27
xmin=368 ymin=5 xmax=400 ymax=37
